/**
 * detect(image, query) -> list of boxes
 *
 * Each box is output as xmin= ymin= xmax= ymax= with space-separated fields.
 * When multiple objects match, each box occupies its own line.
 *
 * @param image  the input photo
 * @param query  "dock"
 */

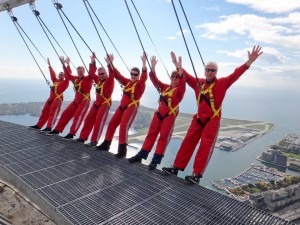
xmin=0 ymin=120 xmax=295 ymax=225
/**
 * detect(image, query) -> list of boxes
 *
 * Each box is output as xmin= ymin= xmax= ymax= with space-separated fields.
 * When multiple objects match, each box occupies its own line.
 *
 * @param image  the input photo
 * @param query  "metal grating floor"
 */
xmin=0 ymin=120 xmax=295 ymax=225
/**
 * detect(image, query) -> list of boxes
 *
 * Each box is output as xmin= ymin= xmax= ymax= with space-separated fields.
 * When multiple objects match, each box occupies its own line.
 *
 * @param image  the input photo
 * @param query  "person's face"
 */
xmin=77 ymin=67 xmax=85 ymax=78
xmin=170 ymin=72 xmax=179 ymax=87
xmin=58 ymin=72 xmax=65 ymax=81
xmin=205 ymin=64 xmax=217 ymax=82
xmin=98 ymin=68 xmax=107 ymax=80
xmin=130 ymin=70 xmax=140 ymax=82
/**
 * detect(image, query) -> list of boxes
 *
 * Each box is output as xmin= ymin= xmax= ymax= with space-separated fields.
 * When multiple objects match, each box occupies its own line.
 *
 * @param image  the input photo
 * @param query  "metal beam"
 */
xmin=0 ymin=0 xmax=35 ymax=12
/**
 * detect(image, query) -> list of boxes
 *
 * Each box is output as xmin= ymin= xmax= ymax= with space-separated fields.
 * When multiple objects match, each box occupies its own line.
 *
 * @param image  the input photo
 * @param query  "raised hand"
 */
xmin=178 ymin=56 xmax=183 ymax=76
xmin=171 ymin=51 xmax=178 ymax=67
xmin=59 ymin=56 xmax=65 ymax=65
xmin=246 ymin=45 xmax=263 ymax=67
xmin=47 ymin=58 xmax=51 ymax=67
xmin=65 ymin=57 xmax=70 ymax=66
xmin=150 ymin=56 xmax=157 ymax=70
xmin=105 ymin=54 xmax=114 ymax=65
xmin=141 ymin=52 xmax=147 ymax=69
xmin=91 ymin=52 xmax=96 ymax=63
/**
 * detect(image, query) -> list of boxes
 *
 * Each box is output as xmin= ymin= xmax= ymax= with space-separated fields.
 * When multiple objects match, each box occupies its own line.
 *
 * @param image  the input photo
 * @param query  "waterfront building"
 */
xmin=261 ymin=149 xmax=288 ymax=167
xmin=263 ymin=184 xmax=300 ymax=211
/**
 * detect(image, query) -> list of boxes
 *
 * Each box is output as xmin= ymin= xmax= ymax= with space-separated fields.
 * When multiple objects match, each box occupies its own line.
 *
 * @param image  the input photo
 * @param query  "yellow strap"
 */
xmin=197 ymin=83 xmax=221 ymax=119
xmin=74 ymin=78 xmax=90 ymax=101
xmin=159 ymin=87 xmax=179 ymax=116
xmin=51 ymin=82 xmax=63 ymax=101
xmin=123 ymin=82 xmax=139 ymax=108
xmin=96 ymin=80 xmax=111 ymax=106
xmin=124 ymin=82 xmax=137 ymax=100
xmin=208 ymin=86 xmax=221 ymax=119
xmin=127 ymin=99 xmax=140 ymax=108
xmin=168 ymin=104 xmax=179 ymax=116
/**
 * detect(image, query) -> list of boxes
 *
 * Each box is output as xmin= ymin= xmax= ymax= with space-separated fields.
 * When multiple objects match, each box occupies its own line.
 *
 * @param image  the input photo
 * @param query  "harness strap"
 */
xmin=74 ymin=78 xmax=90 ymax=101
xmin=159 ymin=86 xmax=179 ymax=117
xmin=197 ymin=83 xmax=221 ymax=120
xmin=51 ymin=82 xmax=63 ymax=101
xmin=96 ymin=80 xmax=111 ymax=107
xmin=123 ymin=82 xmax=139 ymax=108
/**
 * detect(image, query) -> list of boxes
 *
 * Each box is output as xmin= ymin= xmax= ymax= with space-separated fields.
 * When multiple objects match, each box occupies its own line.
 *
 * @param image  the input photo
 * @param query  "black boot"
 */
xmin=95 ymin=140 xmax=111 ymax=151
xmin=128 ymin=149 xmax=149 ymax=163
xmin=115 ymin=143 xmax=127 ymax=158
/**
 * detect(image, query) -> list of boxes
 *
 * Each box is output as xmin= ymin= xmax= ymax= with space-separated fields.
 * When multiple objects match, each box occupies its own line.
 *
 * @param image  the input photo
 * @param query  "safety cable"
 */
xmin=29 ymin=2 xmax=76 ymax=69
xmin=51 ymin=1 xmax=89 ymax=73
xmin=7 ymin=10 xmax=50 ymax=87
xmin=84 ymin=0 xmax=130 ymax=73
xmin=28 ymin=3 xmax=74 ymax=83
xmin=82 ymin=0 xmax=124 ymax=90
xmin=170 ymin=0 xmax=201 ymax=88
xmin=178 ymin=0 xmax=205 ymax=66
xmin=52 ymin=0 xmax=103 ymax=69
xmin=130 ymin=0 xmax=170 ymax=78
xmin=124 ymin=0 xmax=163 ymax=96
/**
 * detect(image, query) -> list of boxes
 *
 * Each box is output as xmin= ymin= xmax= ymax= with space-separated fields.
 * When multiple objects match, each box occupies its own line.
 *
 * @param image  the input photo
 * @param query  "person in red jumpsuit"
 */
xmin=128 ymin=54 xmax=186 ymax=170
xmin=29 ymin=57 xmax=70 ymax=132
xmin=96 ymin=52 xmax=148 ymax=158
xmin=162 ymin=45 xmax=263 ymax=184
xmin=74 ymin=52 xmax=115 ymax=146
xmin=47 ymin=56 xmax=93 ymax=140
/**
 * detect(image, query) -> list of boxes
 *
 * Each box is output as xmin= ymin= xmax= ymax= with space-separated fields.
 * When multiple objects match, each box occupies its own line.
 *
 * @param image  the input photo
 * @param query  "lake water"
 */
xmin=0 ymin=78 xmax=299 ymax=191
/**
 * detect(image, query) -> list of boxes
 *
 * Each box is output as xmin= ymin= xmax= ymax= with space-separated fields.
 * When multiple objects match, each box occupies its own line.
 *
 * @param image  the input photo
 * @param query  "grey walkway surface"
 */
xmin=0 ymin=120 xmax=295 ymax=225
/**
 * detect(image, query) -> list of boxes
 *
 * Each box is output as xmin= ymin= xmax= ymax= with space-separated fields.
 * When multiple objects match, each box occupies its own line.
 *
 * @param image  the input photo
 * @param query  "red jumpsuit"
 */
xmin=36 ymin=66 xmax=70 ymax=129
xmin=78 ymin=64 xmax=115 ymax=142
xmin=173 ymin=64 xmax=249 ymax=176
xmin=53 ymin=66 xmax=93 ymax=135
xmin=141 ymin=72 xmax=186 ymax=160
xmin=104 ymin=67 xmax=147 ymax=144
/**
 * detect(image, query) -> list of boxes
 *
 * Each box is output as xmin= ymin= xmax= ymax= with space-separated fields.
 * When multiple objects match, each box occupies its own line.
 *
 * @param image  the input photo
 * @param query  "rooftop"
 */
xmin=0 ymin=120 xmax=295 ymax=225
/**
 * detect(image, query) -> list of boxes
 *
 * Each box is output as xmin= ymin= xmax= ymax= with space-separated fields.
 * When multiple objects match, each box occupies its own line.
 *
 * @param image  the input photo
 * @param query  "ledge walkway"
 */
xmin=0 ymin=120 xmax=295 ymax=225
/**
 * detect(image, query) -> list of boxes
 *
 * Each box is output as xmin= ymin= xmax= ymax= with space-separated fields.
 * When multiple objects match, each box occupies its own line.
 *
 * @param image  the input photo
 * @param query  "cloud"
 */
xmin=165 ymin=36 xmax=176 ymax=40
xmin=218 ymin=62 xmax=300 ymax=90
xmin=203 ymin=6 xmax=220 ymax=12
xmin=196 ymin=13 xmax=300 ymax=49
xmin=226 ymin=0 xmax=300 ymax=14
xmin=217 ymin=47 xmax=287 ymax=64
xmin=176 ymin=29 xmax=190 ymax=36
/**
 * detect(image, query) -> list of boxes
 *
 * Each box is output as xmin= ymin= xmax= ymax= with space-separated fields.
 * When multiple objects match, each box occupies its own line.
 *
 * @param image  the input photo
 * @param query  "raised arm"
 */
xmin=48 ymin=58 xmax=58 ymax=83
xmin=105 ymin=53 xmax=115 ymax=81
xmin=139 ymin=52 xmax=148 ymax=83
xmin=246 ymin=45 xmax=263 ymax=67
xmin=61 ymin=56 xmax=75 ymax=81
xmin=176 ymin=56 xmax=186 ymax=97
xmin=89 ymin=52 xmax=98 ymax=81
xmin=149 ymin=55 xmax=165 ymax=90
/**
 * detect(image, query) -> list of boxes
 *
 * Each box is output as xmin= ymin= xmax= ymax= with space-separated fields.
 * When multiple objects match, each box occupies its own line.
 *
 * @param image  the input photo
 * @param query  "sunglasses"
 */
xmin=205 ymin=68 xmax=217 ymax=73
xmin=131 ymin=72 xmax=139 ymax=77
xmin=171 ymin=75 xmax=179 ymax=79
xmin=98 ymin=72 xmax=106 ymax=75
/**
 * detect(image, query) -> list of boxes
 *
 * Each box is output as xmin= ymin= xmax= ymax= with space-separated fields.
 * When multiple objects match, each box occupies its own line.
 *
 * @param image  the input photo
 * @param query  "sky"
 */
xmin=0 ymin=0 xmax=300 ymax=98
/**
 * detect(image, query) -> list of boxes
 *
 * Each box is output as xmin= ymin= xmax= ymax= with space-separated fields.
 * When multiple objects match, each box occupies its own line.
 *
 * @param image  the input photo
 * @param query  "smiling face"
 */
xmin=77 ymin=66 xmax=85 ymax=78
xmin=204 ymin=62 xmax=218 ymax=82
xmin=170 ymin=71 xmax=180 ymax=87
xmin=98 ymin=67 xmax=107 ymax=80
xmin=130 ymin=67 xmax=140 ymax=82
xmin=58 ymin=72 xmax=65 ymax=81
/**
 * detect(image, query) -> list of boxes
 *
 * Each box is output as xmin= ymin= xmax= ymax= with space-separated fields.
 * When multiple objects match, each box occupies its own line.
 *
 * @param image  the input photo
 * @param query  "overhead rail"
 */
xmin=0 ymin=0 xmax=31 ymax=12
